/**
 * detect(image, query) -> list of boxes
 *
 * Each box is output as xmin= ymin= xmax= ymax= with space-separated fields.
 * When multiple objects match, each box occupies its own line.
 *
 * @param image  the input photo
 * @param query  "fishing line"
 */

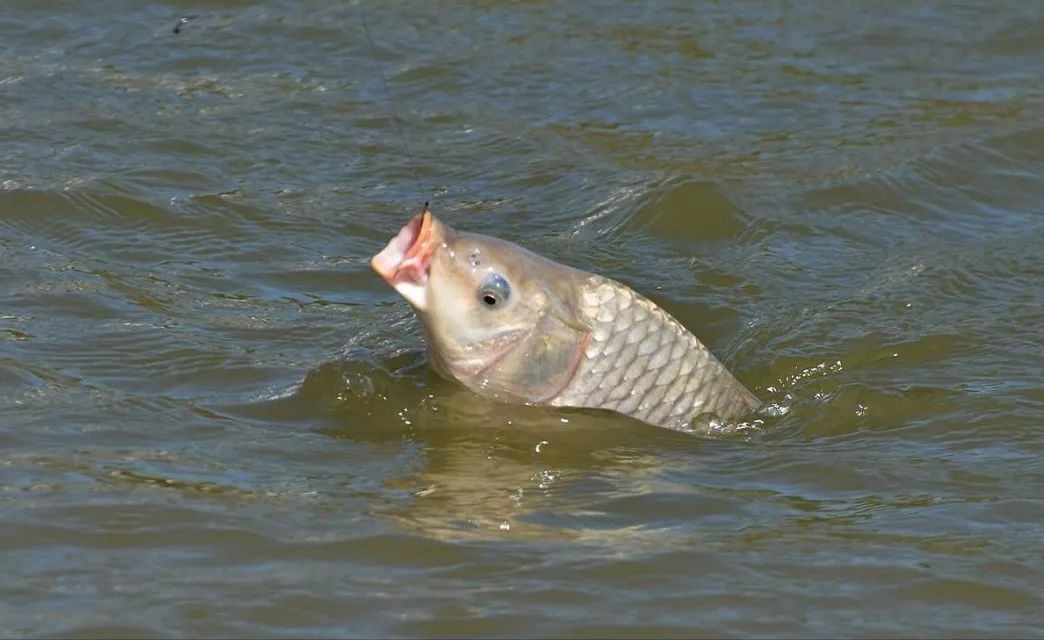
xmin=359 ymin=6 xmax=432 ymax=210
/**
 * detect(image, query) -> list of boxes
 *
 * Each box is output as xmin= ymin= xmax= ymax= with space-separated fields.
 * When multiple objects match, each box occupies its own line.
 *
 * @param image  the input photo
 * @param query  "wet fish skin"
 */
xmin=554 ymin=274 xmax=761 ymax=429
xmin=371 ymin=209 xmax=760 ymax=431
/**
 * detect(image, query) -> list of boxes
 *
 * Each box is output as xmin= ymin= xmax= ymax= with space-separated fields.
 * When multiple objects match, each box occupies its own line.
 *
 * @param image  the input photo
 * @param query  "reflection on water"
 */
xmin=2 ymin=0 xmax=1044 ymax=636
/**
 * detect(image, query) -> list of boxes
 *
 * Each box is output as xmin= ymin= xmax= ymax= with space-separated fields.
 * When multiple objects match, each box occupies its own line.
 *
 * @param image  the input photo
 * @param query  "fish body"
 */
xmin=371 ymin=208 xmax=759 ymax=431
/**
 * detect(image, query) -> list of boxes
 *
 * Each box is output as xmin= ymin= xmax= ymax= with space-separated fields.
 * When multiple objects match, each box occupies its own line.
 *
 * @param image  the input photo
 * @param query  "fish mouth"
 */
xmin=371 ymin=208 xmax=436 ymax=309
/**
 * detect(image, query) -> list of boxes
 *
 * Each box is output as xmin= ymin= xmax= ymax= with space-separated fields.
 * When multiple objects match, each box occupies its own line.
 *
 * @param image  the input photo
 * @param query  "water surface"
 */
xmin=2 ymin=0 xmax=1043 ymax=637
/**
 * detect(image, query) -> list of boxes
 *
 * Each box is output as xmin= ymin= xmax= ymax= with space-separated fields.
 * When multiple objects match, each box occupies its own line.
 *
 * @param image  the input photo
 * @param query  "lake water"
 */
xmin=2 ymin=1 xmax=1043 ymax=636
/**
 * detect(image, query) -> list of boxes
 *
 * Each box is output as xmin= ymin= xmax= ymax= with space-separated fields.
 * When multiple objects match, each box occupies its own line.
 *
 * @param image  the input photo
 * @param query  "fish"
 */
xmin=371 ymin=207 xmax=761 ymax=431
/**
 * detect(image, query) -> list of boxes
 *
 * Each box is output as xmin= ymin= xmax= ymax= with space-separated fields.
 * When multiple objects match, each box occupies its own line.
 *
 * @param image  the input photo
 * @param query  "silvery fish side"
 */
xmin=551 ymin=275 xmax=761 ymax=430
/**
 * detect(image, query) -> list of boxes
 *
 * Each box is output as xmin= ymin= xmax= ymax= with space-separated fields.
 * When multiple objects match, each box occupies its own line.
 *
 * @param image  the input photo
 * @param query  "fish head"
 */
xmin=371 ymin=208 xmax=588 ymax=402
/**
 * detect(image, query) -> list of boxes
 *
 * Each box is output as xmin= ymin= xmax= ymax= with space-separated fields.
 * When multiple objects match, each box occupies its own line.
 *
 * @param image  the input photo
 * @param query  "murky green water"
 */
xmin=2 ymin=1 xmax=1043 ymax=636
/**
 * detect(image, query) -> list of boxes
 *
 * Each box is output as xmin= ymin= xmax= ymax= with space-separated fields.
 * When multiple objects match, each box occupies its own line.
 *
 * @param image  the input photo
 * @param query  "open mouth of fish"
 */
xmin=371 ymin=209 xmax=434 ymax=309
xmin=371 ymin=209 xmax=434 ymax=285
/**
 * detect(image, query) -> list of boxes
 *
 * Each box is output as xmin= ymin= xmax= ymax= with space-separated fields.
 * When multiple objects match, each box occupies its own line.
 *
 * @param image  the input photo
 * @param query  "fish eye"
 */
xmin=478 ymin=273 xmax=510 ymax=308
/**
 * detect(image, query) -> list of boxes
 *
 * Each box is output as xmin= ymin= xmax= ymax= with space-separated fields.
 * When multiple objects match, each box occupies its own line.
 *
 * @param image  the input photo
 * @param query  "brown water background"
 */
xmin=2 ymin=1 xmax=1043 ymax=637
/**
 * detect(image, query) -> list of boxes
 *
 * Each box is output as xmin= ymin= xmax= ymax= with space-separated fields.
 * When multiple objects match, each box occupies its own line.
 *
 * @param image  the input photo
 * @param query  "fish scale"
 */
xmin=551 ymin=275 xmax=760 ymax=431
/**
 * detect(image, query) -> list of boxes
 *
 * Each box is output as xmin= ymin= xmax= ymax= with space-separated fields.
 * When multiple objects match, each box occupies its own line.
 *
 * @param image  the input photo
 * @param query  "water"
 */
xmin=2 ymin=0 xmax=1043 ymax=636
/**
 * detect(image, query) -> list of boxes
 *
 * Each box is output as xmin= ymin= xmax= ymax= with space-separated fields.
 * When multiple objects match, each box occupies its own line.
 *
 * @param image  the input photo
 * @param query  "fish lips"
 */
xmin=371 ymin=208 xmax=439 ymax=310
